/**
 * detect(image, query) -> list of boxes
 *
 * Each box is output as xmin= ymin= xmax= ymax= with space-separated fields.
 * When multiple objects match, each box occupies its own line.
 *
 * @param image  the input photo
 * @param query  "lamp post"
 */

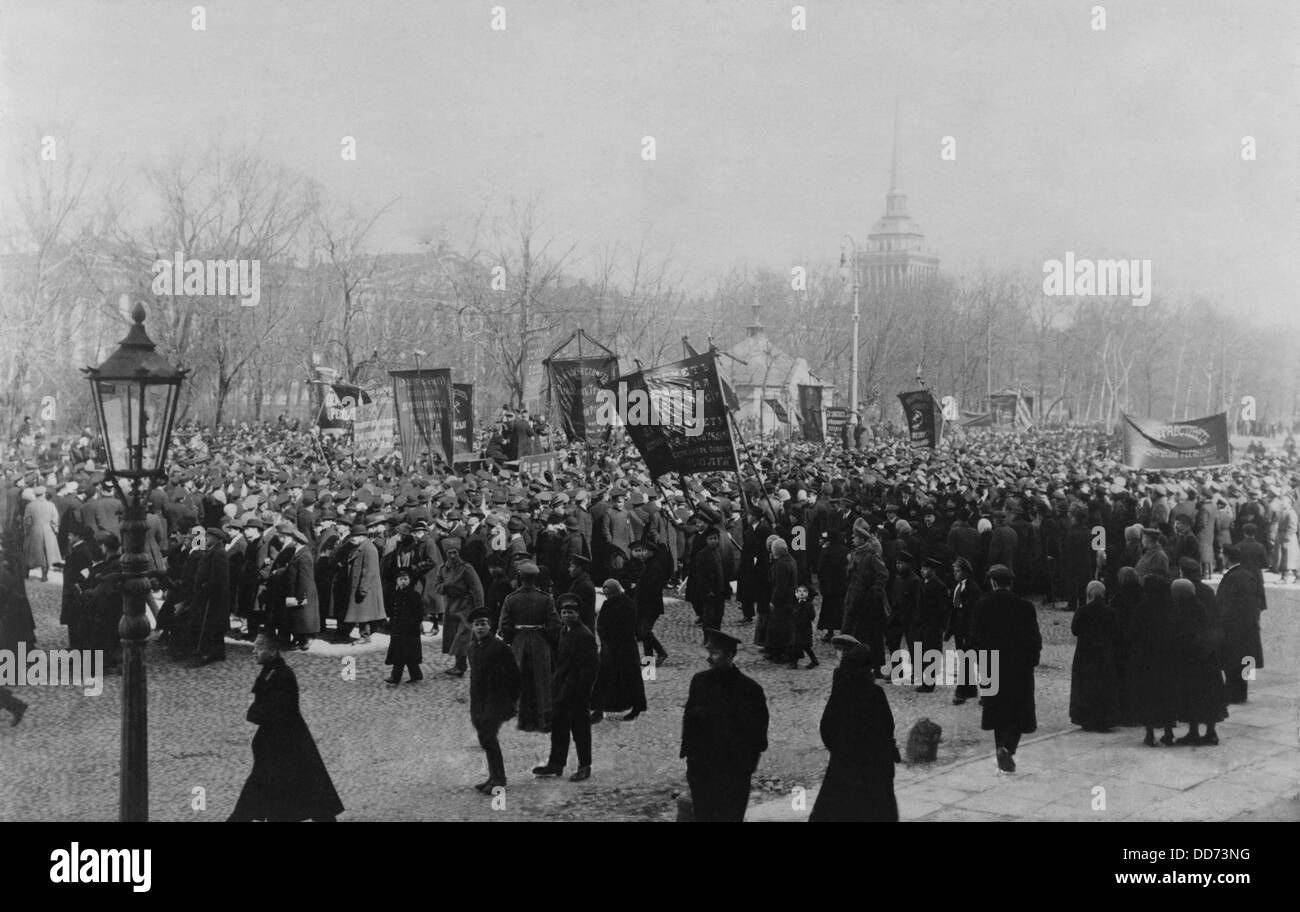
xmin=82 ymin=301 xmax=188 ymax=822
xmin=839 ymin=236 xmax=862 ymax=418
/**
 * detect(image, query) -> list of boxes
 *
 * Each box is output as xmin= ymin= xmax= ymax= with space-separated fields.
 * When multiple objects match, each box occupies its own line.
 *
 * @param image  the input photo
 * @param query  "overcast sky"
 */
xmin=3 ymin=0 xmax=1296 ymax=322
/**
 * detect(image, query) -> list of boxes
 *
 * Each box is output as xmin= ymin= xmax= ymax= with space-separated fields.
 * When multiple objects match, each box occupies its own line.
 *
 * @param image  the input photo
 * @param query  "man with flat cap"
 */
xmin=534 ymin=592 xmax=599 ymax=782
xmin=972 ymin=564 xmax=1042 ymax=773
xmin=680 ymin=628 xmax=769 ymax=821
xmin=467 ymin=607 xmax=520 ymax=792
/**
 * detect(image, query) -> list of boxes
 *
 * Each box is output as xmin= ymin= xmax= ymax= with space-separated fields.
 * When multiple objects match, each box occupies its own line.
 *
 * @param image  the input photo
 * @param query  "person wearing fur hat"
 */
xmin=433 ymin=536 xmax=485 ymax=676
xmin=228 ymin=633 xmax=344 ymax=822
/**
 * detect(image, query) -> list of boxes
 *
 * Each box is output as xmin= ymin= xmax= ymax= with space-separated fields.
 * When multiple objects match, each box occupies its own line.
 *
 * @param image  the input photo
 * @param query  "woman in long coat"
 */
xmin=1170 ymin=578 xmax=1227 ymax=744
xmin=947 ymin=557 xmax=983 ymax=703
xmin=1110 ymin=566 xmax=1144 ymax=724
xmin=1069 ymin=580 xmax=1122 ymax=731
xmin=765 ymin=538 xmax=798 ymax=663
xmin=229 ymin=635 xmax=344 ymax=822
xmin=1128 ymin=573 xmax=1178 ymax=745
xmin=809 ymin=643 xmax=899 ymax=822
xmin=590 ymin=578 xmax=647 ymax=720
xmin=739 ymin=510 xmax=774 ymax=645
xmin=23 ymin=488 xmax=60 ymax=580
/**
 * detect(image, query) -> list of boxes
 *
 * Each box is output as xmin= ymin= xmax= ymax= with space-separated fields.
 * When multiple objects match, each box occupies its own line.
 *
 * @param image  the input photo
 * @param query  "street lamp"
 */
xmin=839 ymin=236 xmax=862 ymax=419
xmin=82 ymin=301 xmax=188 ymax=822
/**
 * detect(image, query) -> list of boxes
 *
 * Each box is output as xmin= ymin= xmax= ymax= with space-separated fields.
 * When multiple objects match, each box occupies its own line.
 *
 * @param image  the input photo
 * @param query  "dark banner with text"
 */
xmin=1121 ymin=412 xmax=1231 ymax=469
xmin=391 ymin=369 xmax=454 ymax=465
xmin=797 ymin=384 xmax=824 ymax=443
xmin=549 ymin=356 xmax=619 ymax=445
xmin=318 ymin=383 xmax=372 ymax=432
xmin=603 ymin=353 xmax=739 ymax=478
xmin=898 ymin=389 xmax=943 ymax=449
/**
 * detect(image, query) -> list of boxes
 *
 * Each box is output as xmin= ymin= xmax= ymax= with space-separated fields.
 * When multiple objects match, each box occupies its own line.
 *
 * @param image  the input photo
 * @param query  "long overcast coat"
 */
xmin=973 ymin=588 xmax=1042 ymax=734
xmin=809 ymin=645 xmax=899 ymax=822
xmin=345 ymin=537 xmax=387 ymax=624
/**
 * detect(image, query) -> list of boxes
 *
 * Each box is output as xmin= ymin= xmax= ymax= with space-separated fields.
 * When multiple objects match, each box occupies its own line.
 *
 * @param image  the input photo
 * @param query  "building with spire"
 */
xmin=860 ymin=101 xmax=940 ymax=289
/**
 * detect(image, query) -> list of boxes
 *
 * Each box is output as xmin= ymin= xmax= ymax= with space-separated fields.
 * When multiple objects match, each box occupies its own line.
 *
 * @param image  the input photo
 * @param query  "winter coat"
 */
xmin=809 ymin=645 xmax=899 ymax=822
xmin=591 ymin=592 xmax=646 ymax=713
xmin=972 ymin=588 xmax=1042 ymax=734
xmin=229 ymin=654 xmax=344 ymax=822
xmin=345 ymin=538 xmax=387 ymax=624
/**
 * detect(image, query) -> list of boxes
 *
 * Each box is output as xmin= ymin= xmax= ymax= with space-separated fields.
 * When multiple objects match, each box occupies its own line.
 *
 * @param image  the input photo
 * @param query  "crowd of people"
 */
xmin=1 ymin=415 xmax=1294 ymax=820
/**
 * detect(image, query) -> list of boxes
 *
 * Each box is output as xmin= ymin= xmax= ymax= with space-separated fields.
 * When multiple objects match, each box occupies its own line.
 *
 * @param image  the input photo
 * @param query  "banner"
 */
xmin=604 ymin=353 xmax=739 ymax=478
xmin=318 ymin=383 xmax=372 ymax=432
xmin=517 ymin=451 xmax=561 ymax=478
xmin=825 ymin=405 xmax=851 ymax=442
xmin=548 ymin=356 xmax=619 ymax=444
xmin=683 ymin=339 xmax=741 ymax=412
xmin=1121 ymin=412 xmax=1231 ymax=470
xmin=352 ymin=388 xmax=397 ymax=458
xmin=452 ymin=383 xmax=474 ymax=454
xmin=391 ymin=369 xmax=454 ymax=465
xmin=797 ymin=384 xmax=824 ymax=443
xmin=898 ymin=389 xmax=943 ymax=449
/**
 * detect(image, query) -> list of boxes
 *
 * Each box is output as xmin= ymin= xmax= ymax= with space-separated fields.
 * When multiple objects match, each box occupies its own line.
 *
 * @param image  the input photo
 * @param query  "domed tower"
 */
xmin=862 ymin=101 xmax=940 ymax=290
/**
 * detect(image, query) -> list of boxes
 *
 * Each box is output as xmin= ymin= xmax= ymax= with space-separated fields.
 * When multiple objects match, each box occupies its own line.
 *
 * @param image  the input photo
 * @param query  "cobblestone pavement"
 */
xmin=2 ymin=578 xmax=1296 ymax=821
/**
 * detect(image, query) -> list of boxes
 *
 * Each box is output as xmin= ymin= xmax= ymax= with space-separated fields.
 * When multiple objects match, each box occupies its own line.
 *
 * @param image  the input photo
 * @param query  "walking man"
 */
xmin=680 ymin=629 xmax=769 ymax=821
xmin=972 ymin=564 xmax=1042 ymax=773
xmin=467 ymin=607 xmax=521 ymax=793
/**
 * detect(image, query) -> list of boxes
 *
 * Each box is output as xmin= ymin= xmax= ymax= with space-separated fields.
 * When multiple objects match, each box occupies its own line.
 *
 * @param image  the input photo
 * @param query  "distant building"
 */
xmin=723 ymin=307 xmax=833 ymax=437
xmin=859 ymin=102 xmax=940 ymax=290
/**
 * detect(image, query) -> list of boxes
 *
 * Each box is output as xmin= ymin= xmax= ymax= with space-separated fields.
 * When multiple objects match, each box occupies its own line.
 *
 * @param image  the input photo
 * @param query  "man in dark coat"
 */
xmin=590 ymin=578 xmax=647 ymax=722
xmin=228 ymin=634 xmax=344 ymax=822
xmin=384 ymin=567 xmax=425 ymax=684
xmin=1217 ymin=543 xmax=1266 ymax=704
xmin=946 ymin=556 xmax=982 ymax=704
xmin=533 ymin=593 xmax=599 ymax=781
xmin=190 ymin=526 xmax=231 ymax=664
xmin=60 ymin=524 xmax=96 ymax=651
xmin=815 ymin=532 xmax=849 ymax=640
xmin=809 ymin=636 xmax=899 ymax=821
xmin=685 ymin=526 xmax=727 ymax=634
xmin=468 ymin=608 xmax=521 ymax=792
xmin=972 ymin=564 xmax=1042 ymax=772
xmin=680 ymin=629 xmax=769 ymax=822
xmin=566 ymin=554 xmax=597 ymax=632
xmin=912 ymin=557 xmax=950 ymax=692
xmin=627 ymin=538 xmax=668 ymax=666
